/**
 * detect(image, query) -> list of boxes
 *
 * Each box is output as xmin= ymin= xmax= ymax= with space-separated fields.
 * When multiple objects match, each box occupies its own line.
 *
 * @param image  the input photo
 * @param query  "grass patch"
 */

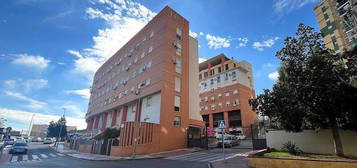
xmin=263 ymin=152 xmax=354 ymax=161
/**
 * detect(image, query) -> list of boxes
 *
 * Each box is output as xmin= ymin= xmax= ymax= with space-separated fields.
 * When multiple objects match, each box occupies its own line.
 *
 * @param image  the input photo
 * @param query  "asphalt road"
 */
xmin=0 ymin=142 xmax=208 ymax=168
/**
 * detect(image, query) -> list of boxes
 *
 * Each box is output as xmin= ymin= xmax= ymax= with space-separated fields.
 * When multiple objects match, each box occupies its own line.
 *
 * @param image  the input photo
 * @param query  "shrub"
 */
xmin=281 ymin=141 xmax=302 ymax=155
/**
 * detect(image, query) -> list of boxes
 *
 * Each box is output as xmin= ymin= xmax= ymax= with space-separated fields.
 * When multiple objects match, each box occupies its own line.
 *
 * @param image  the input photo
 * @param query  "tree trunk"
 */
xmin=330 ymin=119 xmax=344 ymax=157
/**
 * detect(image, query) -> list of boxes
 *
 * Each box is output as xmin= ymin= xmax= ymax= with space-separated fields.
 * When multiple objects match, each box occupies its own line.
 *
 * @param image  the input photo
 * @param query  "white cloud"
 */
xmin=199 ymin=57 xmax=207 ymax=63
xmin=189 ymin=30 xmax=198 ymax=38
xmin=205 ymin=34 xmax=231 ymax=49
xmin=268 ymin=71 xmax=279 ymax=80
xmin=60 ymin=104 xmax=85 ymax=118
xmin=0 ymin=108 xmax=86 ymax=130
xmin=12 ymin=54 xmax=50 ymax=69
xmin=199 ymin=32 xmax=204 ymax=36
xmin=4 ymin=78 xmax=48 ymax=93
xmin=66 ymin=88 xmax=90 ymax=99
xmin=70 ymin=0 xmax=156 ymax=81
xmin=273 ymin=0 xmax=318 ymax=13
xmin=4 ymin=91 xmax=47 ymax=110
xmin=253 ymin=37 xmax=280 ymax=51
xmin=237 ymin=37 xmax=249 ymax=47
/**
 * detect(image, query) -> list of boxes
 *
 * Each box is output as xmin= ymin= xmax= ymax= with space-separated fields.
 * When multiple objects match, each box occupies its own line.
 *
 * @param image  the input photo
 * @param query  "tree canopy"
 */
xmin=249 ymin=24 xmax=357 ymax=156
xmin=47 ymin=117 xmax=67 ymax=138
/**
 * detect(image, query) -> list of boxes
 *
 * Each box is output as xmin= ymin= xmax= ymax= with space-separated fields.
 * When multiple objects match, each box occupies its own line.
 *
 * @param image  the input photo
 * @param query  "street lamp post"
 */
xmin=57 ymin=108 xmax=66 ymax=148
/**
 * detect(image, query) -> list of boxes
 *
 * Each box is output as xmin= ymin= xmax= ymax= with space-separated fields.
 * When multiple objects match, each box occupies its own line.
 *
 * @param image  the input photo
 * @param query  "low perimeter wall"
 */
xmin=248 ymin=157 xmax=357 ymax=168
xmin=266 ymin=129 xmax=357 ymax=156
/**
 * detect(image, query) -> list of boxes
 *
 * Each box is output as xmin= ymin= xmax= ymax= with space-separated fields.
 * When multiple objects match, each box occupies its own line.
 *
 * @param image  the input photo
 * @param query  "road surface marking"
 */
xmin=22 ymin=155 xmax=28 ymax=161
xmin=40 ymin=154 xmax=48 ymax=158
xmin=56 ymin=153 xmax=65 ymax=156
xmin=32 ymin=155 xmax=40 ymax=160
xmin=49 ymin=153 xmax=57 ymax=157
xmin=11 ymin=156 xmax=18 ymax=162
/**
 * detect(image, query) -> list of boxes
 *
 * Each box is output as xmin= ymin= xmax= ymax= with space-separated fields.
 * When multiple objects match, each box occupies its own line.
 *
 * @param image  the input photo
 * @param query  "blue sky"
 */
xmin=0 ymin=0 xmax=320 ymax=131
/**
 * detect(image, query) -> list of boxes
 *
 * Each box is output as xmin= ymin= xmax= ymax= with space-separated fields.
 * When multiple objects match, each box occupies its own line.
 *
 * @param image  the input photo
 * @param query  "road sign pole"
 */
xmin=222 ymin=129 xmax=225 ymax=161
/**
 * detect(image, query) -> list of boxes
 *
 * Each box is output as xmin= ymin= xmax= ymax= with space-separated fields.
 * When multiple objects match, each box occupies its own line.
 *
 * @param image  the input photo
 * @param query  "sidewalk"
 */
xmin=51 ymin=143 xmax=156 ymax=161
xmin=210 ymin=156 xmax=251 ymax=168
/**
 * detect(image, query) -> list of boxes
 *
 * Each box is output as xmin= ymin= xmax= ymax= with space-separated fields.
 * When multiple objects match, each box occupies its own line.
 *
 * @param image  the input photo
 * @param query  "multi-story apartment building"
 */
xmin=199 ymin=54 xmax=257 ymax=135
xmin=314 ymin=0 xmax=357 ymax=53
xmin=30 ymin=124 xmax=48 ymax=137
xmin=85 ymin=6 xmax=203 ymax=156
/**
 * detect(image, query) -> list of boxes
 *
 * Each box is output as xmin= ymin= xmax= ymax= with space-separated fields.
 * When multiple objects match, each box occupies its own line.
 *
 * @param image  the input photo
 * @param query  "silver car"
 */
xmin=10 ymin=141 xmax=28 ymax=154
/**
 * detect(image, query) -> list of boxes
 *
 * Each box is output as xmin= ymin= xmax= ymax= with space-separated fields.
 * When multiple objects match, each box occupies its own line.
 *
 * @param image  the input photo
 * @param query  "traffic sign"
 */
xmin=218 ymin=120 xmax=226 ymax=129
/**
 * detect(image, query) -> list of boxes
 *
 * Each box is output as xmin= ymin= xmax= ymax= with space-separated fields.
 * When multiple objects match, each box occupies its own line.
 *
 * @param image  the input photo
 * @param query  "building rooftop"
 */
xmin=199 ymin=53 xmax=230 ymax=71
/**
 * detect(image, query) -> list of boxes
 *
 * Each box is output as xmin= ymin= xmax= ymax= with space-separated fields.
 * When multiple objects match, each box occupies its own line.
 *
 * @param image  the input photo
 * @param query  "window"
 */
xmin=150 ymin=31 xmax=154 ymax=38
xmin=218 ymin=93 xmax=222 ymax=98
xmin=233 ymin=99 xmax=240 ymax=106
xmin=218 ymin=67 xmax=222 ymax=73
xmin=211 ymin=96 xmax=215 ymax=101
xmin=174 ymin=42 xmax=182 ymax=55
xmin=225 ymin=92 xmax=230 ymax=96
xmin=146 ymin=96 xmax=152 ymax=107
xmin=146 ymin=79 xmax=151 ymax=86
xmin=225 ymin=73 xmax=228 ymax=80
xmin=226 ymin=101 xmax=230 ymax=106
xmin=225 ymin=64 xmax=229 ymax=70
xmin=148 ymin=46 xmax=153 ymax=53
xmin=211 ymin=104 xmax=216 ymax=110
xmin=217 ymin=76 xmax=221 ymax=83
xmin=210 ymin=79 xmax=214 ymax=85
xmin=175 ymin=77 xmax=181 ymax=92
xmin=175 ymin=58 xmax=182 ymax=74
xmin=199 ymin=74 xmax=202 ymax=80
xmin=146 ymin=61 xmax=152 ymax=69
xmin=204 ymin=96 xmax=208 ymax=102
xmin=141 ymin=52 xmax=145 ymax=59
xmin=204 ymin=72 xmax=208 ymax=78
xmin=176 ymin=28 xmax=182 ymax=40
xmin=233 ymin=89 xmax=238 ymax=94
xmin=173 ymin=116 xmax=181 ymax=126
xmin=210 ymin=69 xmax=214 ymax=76
xmin=232 ymin=71 xmax=237 ymax=79
xmin=174 ymin=95 xmax=180 ymax=112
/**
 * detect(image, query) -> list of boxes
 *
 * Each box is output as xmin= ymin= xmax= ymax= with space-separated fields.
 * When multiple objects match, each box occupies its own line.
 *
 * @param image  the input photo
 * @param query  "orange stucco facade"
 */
xmin=85 ymin=6 xmax=203 ymax=156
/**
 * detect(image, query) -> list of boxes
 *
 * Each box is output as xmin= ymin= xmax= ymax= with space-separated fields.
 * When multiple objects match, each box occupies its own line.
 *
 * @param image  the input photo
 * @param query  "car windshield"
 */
xmin=14 ymin=143 xmax=27 ymax=146
xmin=224 ymin=136 xmax=232 ymax=140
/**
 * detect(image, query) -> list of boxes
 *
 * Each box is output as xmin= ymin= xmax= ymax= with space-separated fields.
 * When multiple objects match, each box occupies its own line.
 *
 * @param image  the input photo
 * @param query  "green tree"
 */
xmin=46 ymin=117 xmax=67 ymax=139
xmin=249 ymin=24 xmax=357 ymax=156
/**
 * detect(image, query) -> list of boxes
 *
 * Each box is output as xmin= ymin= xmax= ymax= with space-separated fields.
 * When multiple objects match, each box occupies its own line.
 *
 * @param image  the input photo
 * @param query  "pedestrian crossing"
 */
xmin=165 ymin=151 xmax=245 ymax=163
xmin=9 ymin=153 xmax=64 ymax=163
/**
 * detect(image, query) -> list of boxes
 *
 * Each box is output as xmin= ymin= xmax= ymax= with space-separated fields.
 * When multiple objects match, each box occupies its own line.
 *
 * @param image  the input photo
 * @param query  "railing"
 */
xmin=119 ymin=121 xmax=155 ymax=147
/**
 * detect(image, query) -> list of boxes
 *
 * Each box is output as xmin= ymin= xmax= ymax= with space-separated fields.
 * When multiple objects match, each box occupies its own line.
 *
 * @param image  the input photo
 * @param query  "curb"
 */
xmin=50 ymin=146 xmax=163 ymax=161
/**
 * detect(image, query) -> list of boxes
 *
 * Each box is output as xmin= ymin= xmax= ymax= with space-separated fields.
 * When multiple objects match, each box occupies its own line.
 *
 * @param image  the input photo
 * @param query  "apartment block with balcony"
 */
xmin=85 ymin=6 xmax=203 ymax=156
xmin=314 ymin=0 xmax=357 ymax=53
xmin=199 ymin=54 xmax=257 ymax=135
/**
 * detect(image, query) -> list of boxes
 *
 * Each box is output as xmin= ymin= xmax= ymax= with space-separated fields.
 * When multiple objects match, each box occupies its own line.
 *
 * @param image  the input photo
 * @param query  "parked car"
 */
xmin=5 ymin=139 xmax=15 ymax=145
xmin=32 ymin=137 xmax=43 ymax=142
xmin=9 ymin=141 xmax=28 ymax=154
xmin=43 ymin=138 xmax=53 ymax=144
xmin=4 ymin=145 xmax=13 ymax=151
xmin=15 ymin=137 xmax=24 ymax=142
xmin=23 ymin=137 xmax=30 ymax=143
xmin=217 ymin=135 xmax=240 ymax=148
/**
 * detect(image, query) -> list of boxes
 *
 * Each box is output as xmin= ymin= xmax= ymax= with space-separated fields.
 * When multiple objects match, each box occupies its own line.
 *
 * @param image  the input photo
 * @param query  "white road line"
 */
xmin=22 ymin=155 xmax=28 ymax=161
xmin=49 ymin=153 xmax=57 ymax=157
xmin=167 ymin=152 xmax=209 ymax=160
xmin=187 ymin=153 xmax=223 ymax=162
xmin=56 ymin=153 xmax=65 ymax=156
xmin=40 ymin=154 xmax=48 ymax=158
xmin=11 ymin=156 xmax=18 ymax=162
xmin=32 ymin=155 xmax=40 ymax=160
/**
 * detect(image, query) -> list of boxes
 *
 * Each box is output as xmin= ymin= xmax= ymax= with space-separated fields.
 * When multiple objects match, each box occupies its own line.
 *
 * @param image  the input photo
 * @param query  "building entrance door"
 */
xmin=187 ymin=126 xmax=202 ymax=148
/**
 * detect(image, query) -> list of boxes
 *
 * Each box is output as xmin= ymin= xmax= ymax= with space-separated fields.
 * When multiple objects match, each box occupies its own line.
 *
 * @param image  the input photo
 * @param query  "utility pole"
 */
xmin=27 ymin=114 xmax=35 ymax=137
